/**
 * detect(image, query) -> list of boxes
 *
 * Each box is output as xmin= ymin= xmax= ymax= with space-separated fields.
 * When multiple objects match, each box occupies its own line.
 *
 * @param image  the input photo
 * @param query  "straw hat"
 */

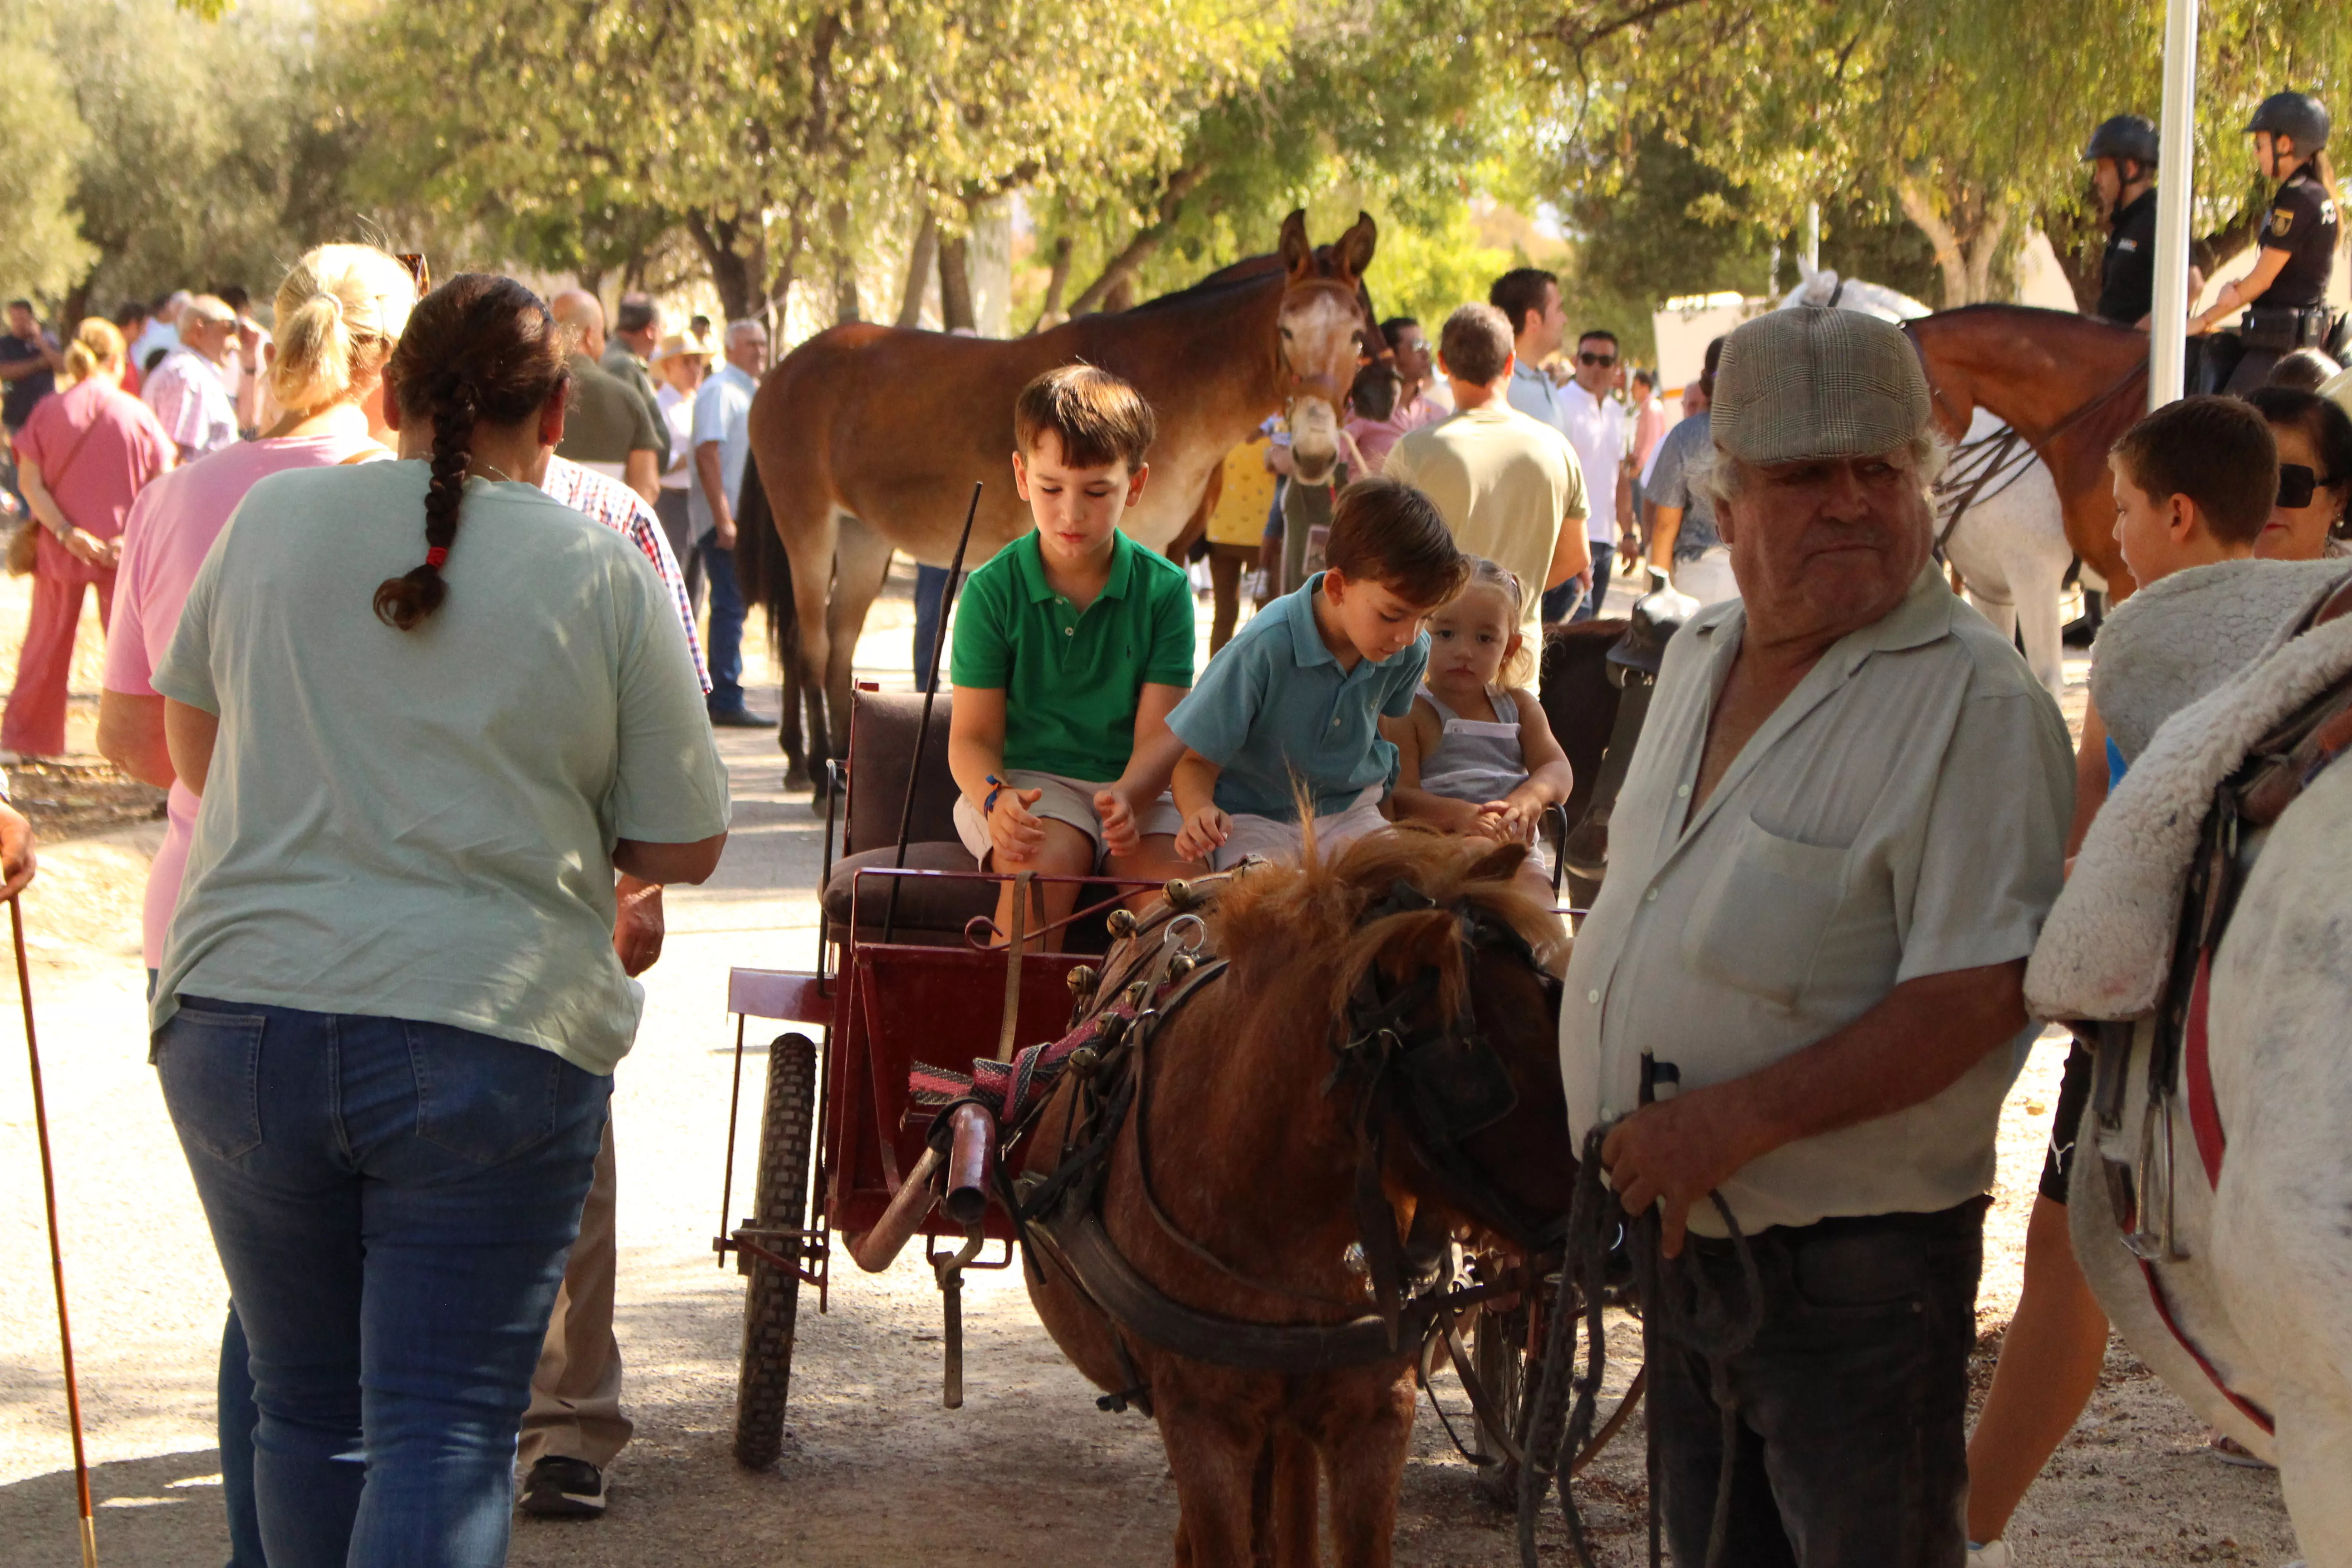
xmin=652 ymin=328 xmax=715 ymax=364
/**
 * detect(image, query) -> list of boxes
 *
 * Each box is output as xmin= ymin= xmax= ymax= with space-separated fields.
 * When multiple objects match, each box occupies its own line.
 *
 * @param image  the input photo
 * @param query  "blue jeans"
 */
xmin=697 ymin=538 xmax=746 ymax=712
xmin=1561 ymin=546 xmax=1612 ymax=623
xmin=156 ymin=999 xmax=609 ymax=1568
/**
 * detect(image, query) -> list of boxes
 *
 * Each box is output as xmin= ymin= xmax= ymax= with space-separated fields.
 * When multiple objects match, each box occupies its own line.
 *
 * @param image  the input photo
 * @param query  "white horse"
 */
xmin=1785 ymin=268 xmax=2073 ymax=699
xmin=2029 ymin=576 xmax=2352 ymax=1565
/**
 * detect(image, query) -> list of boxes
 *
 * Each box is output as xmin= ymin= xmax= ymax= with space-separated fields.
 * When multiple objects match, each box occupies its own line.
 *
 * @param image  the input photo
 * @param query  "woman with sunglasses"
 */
xmin=2246 ymin=384 xmax=2352 ymax=561
xmin=146 ymin=273 xmax=729 ymax=1567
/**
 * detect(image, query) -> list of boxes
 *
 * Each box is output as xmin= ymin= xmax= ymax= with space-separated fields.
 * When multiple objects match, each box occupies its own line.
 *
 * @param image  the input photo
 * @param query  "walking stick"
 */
xmin=882 ymin=481 xmax=984 ymax=944
xmin=10 ymin=895 xmax=98 ymax=1568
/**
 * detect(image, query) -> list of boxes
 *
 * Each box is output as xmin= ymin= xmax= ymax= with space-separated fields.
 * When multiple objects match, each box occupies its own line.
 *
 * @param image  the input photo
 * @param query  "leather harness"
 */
xmin=965 ymin=874 xmax=1557 ymax=1411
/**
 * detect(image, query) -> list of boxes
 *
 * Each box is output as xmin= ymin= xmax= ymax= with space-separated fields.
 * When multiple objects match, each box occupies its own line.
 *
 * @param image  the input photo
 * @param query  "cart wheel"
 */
xmin=1470 ymin=1300 xmax=1529 ymax=1503
xmin=734 ymin=1031 xmax=818 ymax=1470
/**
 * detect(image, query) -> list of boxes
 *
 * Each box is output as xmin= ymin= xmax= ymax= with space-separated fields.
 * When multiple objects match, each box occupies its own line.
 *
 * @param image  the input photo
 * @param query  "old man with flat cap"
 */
xmin=1559 ymin=307 xmax=2073 ymax=1566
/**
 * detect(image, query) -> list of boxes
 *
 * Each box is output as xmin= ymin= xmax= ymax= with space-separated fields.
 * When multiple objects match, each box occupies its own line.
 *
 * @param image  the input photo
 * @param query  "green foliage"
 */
xmin=0 ymin=10 xmax=94 ymax=303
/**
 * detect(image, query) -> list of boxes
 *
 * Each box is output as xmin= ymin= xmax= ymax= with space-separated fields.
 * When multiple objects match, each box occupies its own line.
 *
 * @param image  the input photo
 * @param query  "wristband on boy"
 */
xmin=984 ymin=774 xmax=1007 ymax=815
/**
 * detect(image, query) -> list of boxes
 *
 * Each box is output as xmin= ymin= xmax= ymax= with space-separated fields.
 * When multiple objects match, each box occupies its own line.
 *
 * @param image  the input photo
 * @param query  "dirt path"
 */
xmin=0 ymin=568 xmax=2301 ymax=1565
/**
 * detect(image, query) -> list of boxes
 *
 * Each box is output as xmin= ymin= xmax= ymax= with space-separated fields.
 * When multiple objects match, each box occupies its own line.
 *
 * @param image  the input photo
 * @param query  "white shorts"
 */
xmin=1210 ymin=787 xmax=1388 ymax=872
xmin=952 ymin=769 xmax=1184 ymax=868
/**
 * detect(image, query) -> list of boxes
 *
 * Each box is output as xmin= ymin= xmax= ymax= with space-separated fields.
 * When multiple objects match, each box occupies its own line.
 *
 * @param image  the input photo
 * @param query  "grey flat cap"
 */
xmin=1711 ymin=306 xmax=1932 ymax=466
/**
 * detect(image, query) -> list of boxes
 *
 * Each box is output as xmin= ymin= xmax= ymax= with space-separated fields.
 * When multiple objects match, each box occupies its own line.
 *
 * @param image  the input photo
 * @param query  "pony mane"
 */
xmin=1210 ymin=828 xmax=1557 ymax=1033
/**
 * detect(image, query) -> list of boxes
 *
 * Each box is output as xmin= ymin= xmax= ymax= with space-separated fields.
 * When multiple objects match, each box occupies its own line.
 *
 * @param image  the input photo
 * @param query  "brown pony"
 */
xmin=1907 ymin=304 xmax=2151 ymax=598
xmin=1019 ymin=831 xmax=1569 ymax=1566
xmin=740 ymin=212 xmax=1382 ymax=790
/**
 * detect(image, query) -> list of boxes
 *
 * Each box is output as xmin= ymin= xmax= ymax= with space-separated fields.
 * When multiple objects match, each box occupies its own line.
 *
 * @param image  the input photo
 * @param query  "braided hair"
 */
xmin=374 ymin=274 xmax=568 ymax=630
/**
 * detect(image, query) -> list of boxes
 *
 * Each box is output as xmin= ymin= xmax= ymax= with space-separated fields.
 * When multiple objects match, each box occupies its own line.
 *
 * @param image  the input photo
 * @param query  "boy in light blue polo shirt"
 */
xmin=1170 ymin=477 xmax=1469 ymax=870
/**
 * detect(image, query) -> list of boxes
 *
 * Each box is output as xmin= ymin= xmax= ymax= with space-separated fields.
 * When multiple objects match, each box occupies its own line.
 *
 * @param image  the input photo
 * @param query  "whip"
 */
xmin=10 ymin=895 xmax=98 ymax=1567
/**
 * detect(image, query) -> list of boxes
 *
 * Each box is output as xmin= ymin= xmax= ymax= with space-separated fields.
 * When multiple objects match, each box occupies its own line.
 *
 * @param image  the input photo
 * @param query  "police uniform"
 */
xmin=2212 ymin=167 xmax=2343 ymax=392
xmin=2097 ymin=187 xmax=2160 ymax=324
xmin=2260 ymin=167 xmax=2341 ymax=310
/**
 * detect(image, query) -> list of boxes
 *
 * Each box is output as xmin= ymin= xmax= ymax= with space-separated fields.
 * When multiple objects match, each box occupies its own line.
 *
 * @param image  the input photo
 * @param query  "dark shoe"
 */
xmin=520 ymin=1455 xmax=607 ymax=1518
xmin=708 ymin=706 xmax=771 ymax=729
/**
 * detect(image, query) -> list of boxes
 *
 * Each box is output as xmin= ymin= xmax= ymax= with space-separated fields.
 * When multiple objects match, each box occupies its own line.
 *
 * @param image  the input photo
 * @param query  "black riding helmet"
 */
xmin=2245 ymin=91 xmax=2330 ymax=150
xmin=2083 ymin=114 xmax=2161 ymax=166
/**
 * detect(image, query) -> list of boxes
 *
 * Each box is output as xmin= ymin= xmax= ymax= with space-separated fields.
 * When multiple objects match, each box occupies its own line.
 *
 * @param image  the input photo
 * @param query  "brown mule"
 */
xmin=739 ymin=211 xmax=1383 ymax=792
xmin=1018 ymin=832 xmax=1570 ymax=1567
xmin=1906 ymin=304 xmax=2151 ymax=600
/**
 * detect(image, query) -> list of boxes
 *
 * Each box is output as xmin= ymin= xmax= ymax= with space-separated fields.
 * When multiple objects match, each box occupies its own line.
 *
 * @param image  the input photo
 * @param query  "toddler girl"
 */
xmin=1388 ymin=559 xmax=1573 ymax=892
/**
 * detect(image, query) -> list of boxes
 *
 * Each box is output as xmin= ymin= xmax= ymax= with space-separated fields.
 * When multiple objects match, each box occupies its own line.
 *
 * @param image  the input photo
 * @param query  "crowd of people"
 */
xmin=0 ymin=84 xmax=2339 ymax=1568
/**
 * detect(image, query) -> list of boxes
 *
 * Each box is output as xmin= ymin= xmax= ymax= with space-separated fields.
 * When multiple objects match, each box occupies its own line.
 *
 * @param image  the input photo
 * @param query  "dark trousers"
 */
xmin=654 ymin=490 xmax=704 ymax=611
xmin=1647 ymin=1198 xmax=1984 ymax=1568
xmin=913 ymin=563 xmax=954 ymax=689
xmin=698 ymin=537 xmax=746 ymax=712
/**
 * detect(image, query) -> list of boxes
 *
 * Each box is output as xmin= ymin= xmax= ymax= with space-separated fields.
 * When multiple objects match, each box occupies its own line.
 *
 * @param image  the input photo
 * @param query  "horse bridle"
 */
xmin=1277 ymin=273 xmax=1385 ymax=409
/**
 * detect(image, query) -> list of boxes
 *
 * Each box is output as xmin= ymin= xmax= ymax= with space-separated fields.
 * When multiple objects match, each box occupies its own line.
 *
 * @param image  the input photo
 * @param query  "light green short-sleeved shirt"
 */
xmin=1559 ymin=565 xmax=2073 ymax=1235
xmin=150 ymin=461 xmax=732 ymax=1074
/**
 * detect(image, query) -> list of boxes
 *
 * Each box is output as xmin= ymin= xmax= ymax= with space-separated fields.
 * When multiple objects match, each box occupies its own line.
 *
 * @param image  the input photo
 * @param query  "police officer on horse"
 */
xmin=2084 ymin=114 xmax=2165 ymax=328
xmin=2193 ymin=91 xmax=2344 ymax=392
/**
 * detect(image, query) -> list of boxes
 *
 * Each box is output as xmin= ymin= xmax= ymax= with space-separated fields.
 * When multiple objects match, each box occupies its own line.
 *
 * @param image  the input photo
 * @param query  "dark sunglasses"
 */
xmin=2279 ymin=463 xmax=2342 ymax=509
xmin=396 ymin=253 xmax=431 ymax=295
xmin=1578 ymin=351 xmax=1617 ymax=367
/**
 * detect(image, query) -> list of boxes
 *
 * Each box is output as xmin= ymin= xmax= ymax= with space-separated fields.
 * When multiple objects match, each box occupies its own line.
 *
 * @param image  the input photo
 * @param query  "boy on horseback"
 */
xmin=946 ymin=365 xmax=1201 ymax=947
xmin=1166 ymin=477 xmax=1469 ymax=869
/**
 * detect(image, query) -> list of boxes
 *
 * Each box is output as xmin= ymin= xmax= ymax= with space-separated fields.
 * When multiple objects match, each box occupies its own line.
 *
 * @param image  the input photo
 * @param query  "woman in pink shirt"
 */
xmin=103 ymin=244 xmax=417 ymax=967
xmin=5 ymin=319 xmax=174 ymax=757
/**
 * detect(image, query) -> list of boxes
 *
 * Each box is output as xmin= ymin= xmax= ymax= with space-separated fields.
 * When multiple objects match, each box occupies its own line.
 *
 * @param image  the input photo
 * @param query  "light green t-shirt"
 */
xmin=149 ymin=461 xmax=731 ymax=1074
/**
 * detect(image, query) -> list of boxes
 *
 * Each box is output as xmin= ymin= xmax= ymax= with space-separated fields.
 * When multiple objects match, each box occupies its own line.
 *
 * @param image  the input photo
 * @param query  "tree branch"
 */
xmin=1896 ymin=176 xmax=1969 ymax=309
xmin=1064 ymin=163 xmax=1210 ymax=317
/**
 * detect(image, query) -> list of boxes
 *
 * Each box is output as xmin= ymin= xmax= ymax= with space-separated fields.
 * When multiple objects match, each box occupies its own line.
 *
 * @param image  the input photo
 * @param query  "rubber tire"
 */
xmin=1470 ymin=1302 xmax=1529 ymax=1504
xmin=733 ymin=1032 xmax=818 ymax=1469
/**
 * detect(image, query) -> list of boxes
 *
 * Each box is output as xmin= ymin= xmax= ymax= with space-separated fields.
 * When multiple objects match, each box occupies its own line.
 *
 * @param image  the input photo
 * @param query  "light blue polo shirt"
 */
xmin=1506 ymin=359 xmax=1567 ymax=436
xmin=1167 ymin=573 xmax=1429 ymax=819
xmin=687 ymin=361 xmax=757 ymax=541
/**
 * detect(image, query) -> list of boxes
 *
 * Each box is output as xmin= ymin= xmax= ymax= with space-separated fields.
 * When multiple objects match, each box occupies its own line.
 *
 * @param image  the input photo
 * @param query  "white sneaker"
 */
xmin=1968 ymin=1542 xmax=2014 ymax=1568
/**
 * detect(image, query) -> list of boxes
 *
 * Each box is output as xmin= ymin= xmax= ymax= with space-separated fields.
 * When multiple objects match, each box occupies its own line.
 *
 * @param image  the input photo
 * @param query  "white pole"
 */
xmin=2149 ymin=0 xmax=2199 ymax=407
xmin=1805 ymin=202 xmax=1821 ymax=273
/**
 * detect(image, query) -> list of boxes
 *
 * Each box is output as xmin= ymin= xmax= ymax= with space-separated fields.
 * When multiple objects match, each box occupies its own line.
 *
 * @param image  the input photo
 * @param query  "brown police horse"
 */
xmin=740 ymin=211 xmax=1382 ymax=790
xmin=1906 ymin=304 xmax=2151 ymax=599
xmin=1019 ymin=832 xmax=1568 ymax=1566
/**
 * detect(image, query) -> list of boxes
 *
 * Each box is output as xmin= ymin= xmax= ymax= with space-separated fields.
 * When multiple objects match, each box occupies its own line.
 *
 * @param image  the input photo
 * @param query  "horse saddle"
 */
xmin=1603 ymin=576 xmax=1698 ymax=686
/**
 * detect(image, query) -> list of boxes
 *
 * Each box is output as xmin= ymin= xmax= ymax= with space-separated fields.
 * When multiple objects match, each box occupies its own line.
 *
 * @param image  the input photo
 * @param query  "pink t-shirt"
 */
xmin=103 ymin=433 xmax=387 ymax=965
xmin=14 ymin=378 xmax=174 ymax=588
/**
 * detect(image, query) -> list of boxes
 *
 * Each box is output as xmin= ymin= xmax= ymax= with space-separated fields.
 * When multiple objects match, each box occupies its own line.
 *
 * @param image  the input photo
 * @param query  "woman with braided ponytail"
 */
xmin=143 ymin=273 xmax=730 ymax=1568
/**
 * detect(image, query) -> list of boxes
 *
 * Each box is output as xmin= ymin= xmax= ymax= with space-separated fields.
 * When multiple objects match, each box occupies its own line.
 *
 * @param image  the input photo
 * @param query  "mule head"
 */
xmin=1275 ymin=209 xmax=1380 ymax=486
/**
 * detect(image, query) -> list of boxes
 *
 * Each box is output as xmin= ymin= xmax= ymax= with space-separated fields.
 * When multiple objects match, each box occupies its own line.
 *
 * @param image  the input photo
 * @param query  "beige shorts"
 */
xmin=1210 ymin=786 xmax=1387 ymax=872
xmin=952 ymin=769 xmax=1184 ymax=869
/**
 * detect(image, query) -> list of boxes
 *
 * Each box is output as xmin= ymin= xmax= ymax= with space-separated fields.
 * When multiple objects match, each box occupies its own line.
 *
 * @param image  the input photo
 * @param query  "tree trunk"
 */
xmin=828 ymin=199 xmax=860 ymax=324
xmin=1962 ymin=200 xmax=2013 ymax=304
xmin=1897 ymin=178 xmax=1971 ymax=308
xmin=937 ymin=233 xmax=975 ymax=331
xmin=1029 ymin=235 xmax=1073 ymax=333
xmin=896 ymin=208 xmax=937 ymax=328
xmin=1065 ymin=163 xmax=1211 ymax=316
xmin=689 ymin=210 xmax=767 ymax=323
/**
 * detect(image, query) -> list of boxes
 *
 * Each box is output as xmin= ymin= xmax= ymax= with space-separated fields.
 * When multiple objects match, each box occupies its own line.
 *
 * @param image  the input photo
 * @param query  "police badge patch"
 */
xmin=2272 ymin=208 xmax=2295 ymax=237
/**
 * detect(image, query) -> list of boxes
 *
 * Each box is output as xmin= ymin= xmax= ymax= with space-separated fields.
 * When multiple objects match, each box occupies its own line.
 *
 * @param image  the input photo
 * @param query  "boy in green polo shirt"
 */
xmin=947 ymin=365 xmax=1200 ymax=947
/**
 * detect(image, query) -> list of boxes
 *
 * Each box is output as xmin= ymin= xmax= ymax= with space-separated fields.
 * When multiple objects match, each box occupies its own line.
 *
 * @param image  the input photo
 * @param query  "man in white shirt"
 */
xmin=1490 ymin=267 xmax=1568 ymax=439
xmin=1553 ymin=328 xmax=1634 ymax=623
xmin=141 ymin=294 xmax=240 ymax=461
xmin=692 ymin=318 xmax=770 ymax=725
xmin=128 ymin=291 xmax=188 ymax=376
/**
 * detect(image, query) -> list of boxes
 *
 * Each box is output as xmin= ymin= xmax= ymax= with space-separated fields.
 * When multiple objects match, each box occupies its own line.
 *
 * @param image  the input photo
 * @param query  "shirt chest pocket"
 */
xmin=1681 ymin=814 xmax=1850 ymax=1009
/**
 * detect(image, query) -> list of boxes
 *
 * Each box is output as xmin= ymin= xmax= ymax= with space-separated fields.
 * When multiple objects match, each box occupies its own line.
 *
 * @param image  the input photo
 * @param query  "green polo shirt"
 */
xmin=950 ymin=529 xmax=1197 ymax=781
